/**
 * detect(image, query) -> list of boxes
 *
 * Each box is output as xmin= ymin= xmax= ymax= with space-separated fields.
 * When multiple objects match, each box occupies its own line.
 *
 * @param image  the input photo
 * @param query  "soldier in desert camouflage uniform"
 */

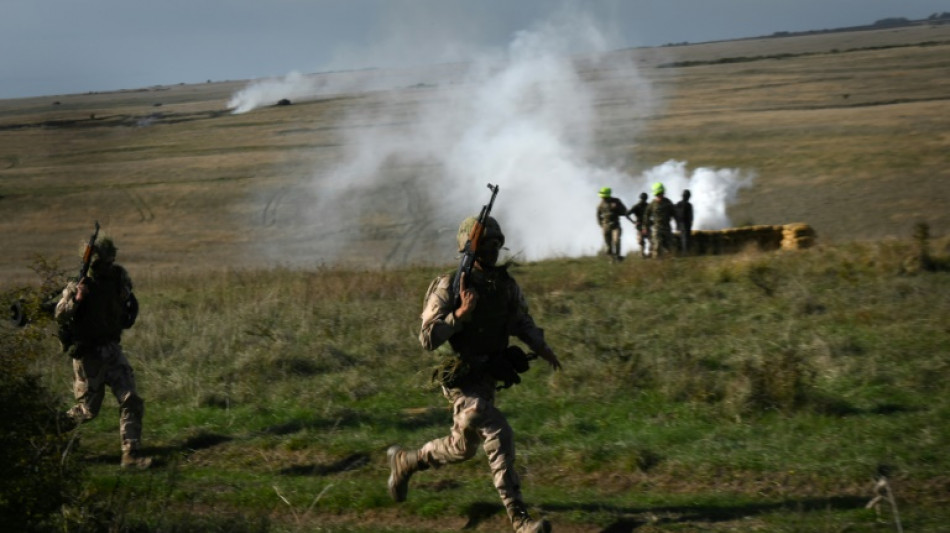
xmin=55 ymin=237 xmax=152 ymax=469
xmin=387 ymin=216 xmax=561 ymax=533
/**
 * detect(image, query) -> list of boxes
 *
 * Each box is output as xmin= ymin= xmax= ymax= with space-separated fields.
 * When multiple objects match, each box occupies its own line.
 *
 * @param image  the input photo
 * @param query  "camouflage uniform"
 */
xmin=54 ymin=241 xmax=150 ymax=468
xmin=597 ymin=196 xmax=628 ymax=260
xmin=645 ymin=195 xmax=676 ymax=258
xmin=388 ymin=217 xmax=556 ymax=533
xmin=628 ymin=194 xmax=650 ymax=258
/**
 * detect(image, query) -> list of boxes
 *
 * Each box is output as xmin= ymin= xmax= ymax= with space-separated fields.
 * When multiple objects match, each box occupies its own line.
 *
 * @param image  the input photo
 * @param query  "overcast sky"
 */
xmin=1 ymin=0 xmax=946 ymax=100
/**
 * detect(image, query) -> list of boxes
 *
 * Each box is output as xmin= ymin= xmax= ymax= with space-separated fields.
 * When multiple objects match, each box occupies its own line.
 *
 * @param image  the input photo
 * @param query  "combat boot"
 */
xmin=387 ymin=445 xmax=426 ymax=502
xmin=121 ymin=448 xmax=153 ymax=470
xmin=508 ymin=501 xmax=551 ymax=533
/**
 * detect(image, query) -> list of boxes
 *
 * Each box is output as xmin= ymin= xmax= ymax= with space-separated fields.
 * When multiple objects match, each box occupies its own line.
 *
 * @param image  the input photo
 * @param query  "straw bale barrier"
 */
xmin=686 ymin=223 xmax=816 ymax=255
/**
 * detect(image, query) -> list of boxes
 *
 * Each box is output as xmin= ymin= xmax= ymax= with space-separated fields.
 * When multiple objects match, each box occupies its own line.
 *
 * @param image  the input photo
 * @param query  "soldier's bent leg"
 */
xmin=118 ymin=391 xmax=145 ymax=452
xmin=480 ymin=411 xmax=523 ymax=510
xmin=387 ymin=445 xmax=428 ymax=502
xmin=68 ymin=356 xmax=106 ymax=423
xmin=117 ymin=392 xmax=152 ymax=469
xmin=417 ymin=392 xmax=485 ymax=466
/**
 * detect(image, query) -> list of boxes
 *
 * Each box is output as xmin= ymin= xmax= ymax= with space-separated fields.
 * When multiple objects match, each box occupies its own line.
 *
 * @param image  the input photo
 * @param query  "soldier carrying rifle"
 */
xmin=55 ymin=223 xmax=152 ymax=469
xmin=386 ymin=185 xmax=562 ymax=533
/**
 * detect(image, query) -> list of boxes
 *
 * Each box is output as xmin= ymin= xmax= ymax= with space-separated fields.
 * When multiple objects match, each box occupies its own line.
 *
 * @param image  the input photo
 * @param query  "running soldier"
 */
xmin=55 ymin=237 xmax=152 ymax=469
xmin=387 ymin=216 xmax=562 ymax=533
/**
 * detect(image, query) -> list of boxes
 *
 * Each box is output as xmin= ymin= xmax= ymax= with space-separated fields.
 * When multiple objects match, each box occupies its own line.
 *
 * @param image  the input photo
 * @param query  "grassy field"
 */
xmin=1 ymin=23 xmax=949 ymax=533
xmin=9 ymin=242 xmax=950 ymax=532
xmin=1 ymin=24 xmax=949 ymax=282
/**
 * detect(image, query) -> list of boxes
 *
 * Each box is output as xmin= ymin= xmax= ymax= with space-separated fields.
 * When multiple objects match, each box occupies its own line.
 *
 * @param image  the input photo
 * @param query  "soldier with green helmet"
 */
xmin=644 ymin=182 xmax=676 ymax=258
xmin=55 ymin=236 xmax=152 ymax=469
xmin=596 ymin=186 xmax=629 ymax=261
xmin=387 ymin=215 xmax=561 ymax=533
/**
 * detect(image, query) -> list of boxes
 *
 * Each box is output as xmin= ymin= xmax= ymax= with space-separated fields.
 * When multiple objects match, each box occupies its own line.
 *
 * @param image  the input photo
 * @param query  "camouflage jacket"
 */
xmin=597 ymin=197 xmax=628 ymax=229
xmin=55 ymin=263 xmax=134 ymax=347
xmin=645 ymin=196 xmax=676 ymax=232
xmin=420 ymin=266 xmax=549 ymax=370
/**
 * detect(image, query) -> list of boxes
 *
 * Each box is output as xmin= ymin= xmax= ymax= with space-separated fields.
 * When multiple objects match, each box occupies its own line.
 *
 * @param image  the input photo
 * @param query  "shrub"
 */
xmin=0 ymin=289 xmax=85 ymax=531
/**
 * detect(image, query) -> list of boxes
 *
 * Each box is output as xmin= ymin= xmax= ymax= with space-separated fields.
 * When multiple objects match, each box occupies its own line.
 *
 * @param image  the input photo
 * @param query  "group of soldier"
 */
xmin=51 ymin=184 xmax=703 ymax=531
xmin=52 ymin=215 xmax=560 ymax=533
xmin=597 ymin=182 xmax=694 ymax=261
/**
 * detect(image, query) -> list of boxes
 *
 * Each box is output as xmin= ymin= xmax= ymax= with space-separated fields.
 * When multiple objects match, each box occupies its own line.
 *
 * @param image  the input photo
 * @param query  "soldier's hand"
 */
xmin=75 ymin=280 xmax=89 ymax=302
xmin=454 ymin=273 xmax=478 ymax=322
xmin=538 ymin=346 xmax=562 ymax=371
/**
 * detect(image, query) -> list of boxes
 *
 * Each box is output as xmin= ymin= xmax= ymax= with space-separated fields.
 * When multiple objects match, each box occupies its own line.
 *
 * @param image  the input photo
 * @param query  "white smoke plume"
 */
xmin=239 ymin=5 xmax=754 ymax=265
xmin=639 ymin=160 xmax=755 ymax=231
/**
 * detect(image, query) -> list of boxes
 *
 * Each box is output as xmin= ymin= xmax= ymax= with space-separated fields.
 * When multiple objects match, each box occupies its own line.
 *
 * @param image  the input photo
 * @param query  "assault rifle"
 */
xmin=452 ymin=183 xmax=499 ymax=307
xmin=78 ymin=221 xmax=101 ymax=283
xmin=57 ymin=221 xmax=100 ymax=350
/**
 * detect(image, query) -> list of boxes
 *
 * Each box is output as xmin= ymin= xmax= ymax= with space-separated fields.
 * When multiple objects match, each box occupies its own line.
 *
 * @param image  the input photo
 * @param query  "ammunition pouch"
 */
xmin=432 ymin=346 xmax=532 ymax=390
xmin=487 ymin=346 xmax=531 ymax=390
xmin=122 ymin=293 xmax=139 ymax=329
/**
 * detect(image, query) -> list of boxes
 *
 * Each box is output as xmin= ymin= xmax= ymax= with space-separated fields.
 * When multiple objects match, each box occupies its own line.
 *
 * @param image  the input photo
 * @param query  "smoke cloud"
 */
xmin=237 ymin=5 xmax=754 ymax=266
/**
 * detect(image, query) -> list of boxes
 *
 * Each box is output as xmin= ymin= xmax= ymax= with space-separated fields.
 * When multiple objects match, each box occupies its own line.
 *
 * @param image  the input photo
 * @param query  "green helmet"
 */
xmin=652 ymin=182 xmax=665 ymax=195
xmin=457 ymin=216 xmax=505 ymax=252
xmin=599 ymin=187 xmax=612 ymax=198
xmin=95 ymin=237 xmax=117 ymax=260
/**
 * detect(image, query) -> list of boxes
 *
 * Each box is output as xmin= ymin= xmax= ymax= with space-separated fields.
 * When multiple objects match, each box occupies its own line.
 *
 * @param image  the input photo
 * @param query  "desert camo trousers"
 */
xmin=67 ymin=342 xmax=145 ymax=454
xmin=602 ymin=224 xmax=622 ymax=258
xmin=417 ymin=376 xmax=522 ymax=509
xmin=651 ymin=226 xmax=674 ymax=258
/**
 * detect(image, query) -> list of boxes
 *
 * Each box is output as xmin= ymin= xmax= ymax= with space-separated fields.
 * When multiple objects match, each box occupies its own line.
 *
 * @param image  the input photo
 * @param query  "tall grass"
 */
xmin=13 ymin=239 xmax=950 ymax=531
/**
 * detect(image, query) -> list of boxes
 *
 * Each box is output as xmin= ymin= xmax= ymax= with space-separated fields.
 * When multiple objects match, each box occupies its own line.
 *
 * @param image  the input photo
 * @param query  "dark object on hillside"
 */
xmin=276 ymin=98 xmax=292 ymax=106
xmin=8 ymin=298 xmax=26 ymax=327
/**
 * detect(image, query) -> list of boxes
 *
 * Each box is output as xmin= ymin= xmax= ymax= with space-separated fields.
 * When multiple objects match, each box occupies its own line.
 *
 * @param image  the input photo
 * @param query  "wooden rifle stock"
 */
xmin=452 ymin=184 xmax=500 ymax=307
xmin=78 ymin=221 xmax=100 ymax=282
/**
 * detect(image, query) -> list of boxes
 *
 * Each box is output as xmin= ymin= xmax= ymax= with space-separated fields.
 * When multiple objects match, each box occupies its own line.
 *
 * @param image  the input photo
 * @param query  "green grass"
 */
xmin=8 ymin=238 xmax=947 ymax=531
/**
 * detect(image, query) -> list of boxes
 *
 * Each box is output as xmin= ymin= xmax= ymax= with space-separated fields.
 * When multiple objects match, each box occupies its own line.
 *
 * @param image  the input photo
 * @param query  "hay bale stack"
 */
xmin=691 ymin=225 xmax=783 ymax=255
xmin=781 ymin=223 xmax=816 ymax=250
xmin=686 ymin=223 xmax=816 ymax=255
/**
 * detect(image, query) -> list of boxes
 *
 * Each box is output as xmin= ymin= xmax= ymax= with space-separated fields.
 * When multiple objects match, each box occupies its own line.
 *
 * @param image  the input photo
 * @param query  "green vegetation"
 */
xmin=4 ymin=238 xmax=948 ymax=531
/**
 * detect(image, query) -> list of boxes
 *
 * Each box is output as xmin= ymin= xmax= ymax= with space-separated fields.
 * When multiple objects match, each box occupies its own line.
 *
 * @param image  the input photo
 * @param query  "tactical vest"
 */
xmin=448 ymin=267 xmax=514 ymax=361
xmin=648 ymin=197 xmax=676 ymax=231
xmin=71 ymin=267 xmax=126 ymax=345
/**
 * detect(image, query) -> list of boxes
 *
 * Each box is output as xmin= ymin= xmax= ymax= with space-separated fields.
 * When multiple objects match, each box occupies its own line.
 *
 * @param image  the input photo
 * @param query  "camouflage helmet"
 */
xmin=639 ymin=192 xmax=648 ymax=200
xmin=457 ymin=216 xmax=505 ymax=252
xmin=95 ymin=237 xmax=117 ymax=260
